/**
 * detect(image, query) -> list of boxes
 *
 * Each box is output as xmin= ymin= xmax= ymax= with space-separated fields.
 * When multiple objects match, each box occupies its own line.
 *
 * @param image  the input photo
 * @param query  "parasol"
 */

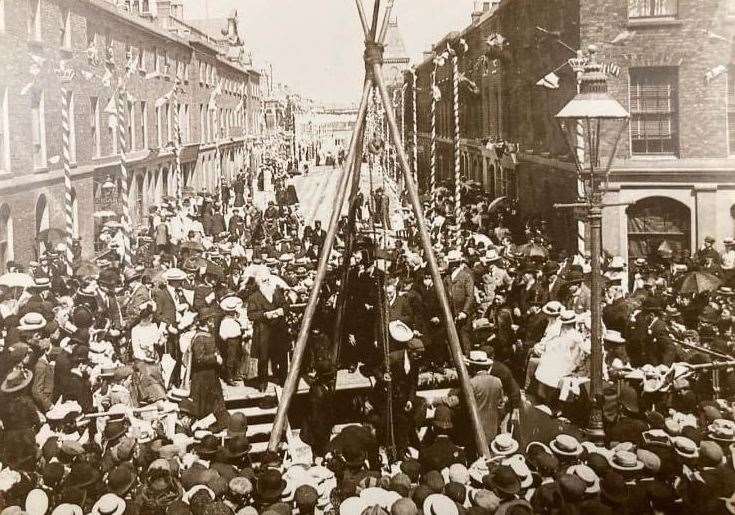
xmin=74 ymin=260 xmax=100 ymax=278
xmin=677 ymin=271 xmax=722 ymax=295
xmin=519 ymin=241 xmax=549 ymax=259
xmin=487 ymin=196 xmax=508 ymax=215
xmin=0 ymin=272 xmax=34 ymax=288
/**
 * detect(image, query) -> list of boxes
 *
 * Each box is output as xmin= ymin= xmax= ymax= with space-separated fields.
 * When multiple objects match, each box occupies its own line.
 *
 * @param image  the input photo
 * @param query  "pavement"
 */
xmin=289 ymin=163 xmax=405 ymax=230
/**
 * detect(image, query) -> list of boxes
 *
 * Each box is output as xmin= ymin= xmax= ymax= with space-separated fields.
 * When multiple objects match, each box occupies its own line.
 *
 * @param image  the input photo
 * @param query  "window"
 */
xmin=30 ymin=90 xmax=46 ymax=169
xmin=68 ymin=91 xmax=76 ymax=163
xmin=628 ymin=0 xmax=677 ymax=18
xmin=27 ymin=0 xmax=40 ymax=40
xmin=90 ymin=96 xmax=100 ymax=157
xmin=729 ymin=65 xmax=735 ymax=154
xmin=60 ymin=6 xmax=71 ymax=48
xmin=138 ymin=45 xmax=145 ymax=71
xmin=199 ymin=62 xmax=204 ymax=84
xmin=199 ymin=104 xmax=205 ymax=142
xmin=630 ymin=67 xmax=678 ymax=155
xmin=0 ymin=88 xmax=8 ymax=172
xmin=140 ymin=100 xmax=148 ymax=149
xmin=156 ymin=48 xmax=163 ymax=73
xmin=127 ymin=100 xmax=135 ymax=150
xmin=155 ymin=105 xmax=162 ymax=147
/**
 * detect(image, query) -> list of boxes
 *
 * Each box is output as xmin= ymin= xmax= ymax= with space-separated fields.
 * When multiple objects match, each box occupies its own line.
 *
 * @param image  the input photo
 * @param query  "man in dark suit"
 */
xmin=444 ymin=250 xmax=475 ymax=354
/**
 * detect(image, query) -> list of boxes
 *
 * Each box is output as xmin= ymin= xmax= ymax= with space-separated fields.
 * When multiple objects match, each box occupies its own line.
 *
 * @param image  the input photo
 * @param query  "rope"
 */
xmin=61 ymin=87 xmax=74 ymax=274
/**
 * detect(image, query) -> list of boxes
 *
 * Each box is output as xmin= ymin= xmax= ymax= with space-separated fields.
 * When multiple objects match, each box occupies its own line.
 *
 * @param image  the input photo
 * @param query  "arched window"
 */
xmin=35 ymin=194 xmax=50 ymax=255
xmin=627 ymin=196 xmax=691 ymax=260
xmin=0 ymin=204 xmax=13 ymax=270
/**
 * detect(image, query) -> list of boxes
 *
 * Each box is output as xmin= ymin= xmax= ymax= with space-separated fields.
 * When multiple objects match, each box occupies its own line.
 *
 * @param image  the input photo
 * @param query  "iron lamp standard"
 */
xmin=554 ymin=46 xmax=629 ymax=439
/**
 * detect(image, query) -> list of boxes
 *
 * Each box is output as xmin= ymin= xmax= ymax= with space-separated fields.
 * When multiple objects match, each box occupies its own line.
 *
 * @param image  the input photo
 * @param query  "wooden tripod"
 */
xmin=267 ymin=0 xmax=491 ymax=460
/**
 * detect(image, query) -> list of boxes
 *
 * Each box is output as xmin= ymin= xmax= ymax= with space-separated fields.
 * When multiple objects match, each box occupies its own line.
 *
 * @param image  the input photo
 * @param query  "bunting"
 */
xmin=536 ymin=71 xmax=560 ymax=89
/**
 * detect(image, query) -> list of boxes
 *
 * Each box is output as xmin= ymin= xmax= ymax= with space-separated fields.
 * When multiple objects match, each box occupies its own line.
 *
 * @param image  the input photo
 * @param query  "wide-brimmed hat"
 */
xmin=607 ymin=256 xmax=625 ymax=270
xmin=220 ymin=295 xmax=243 ymax=312
xmin=256 ymin=468 xmax=287 ymax=502
xmin=389 ymin=320 xmax=413 ymax=343
xmin=541 ymin=301 xmax=563 ymax=316
xmin=18 ymin=312 xmax=47 ymax=332
xmin=51 ymin=504 xmax=83 ymax=515
xmin=482 ymin=249 xmax=501 ymax=263
xmin=608 ymin=450 xmax=644 ymax=471
xmin=603 ymin=330 xmax=626 ymax=345
xmin=465 ymin=350 xmax=493 ymax=367
xmin=65 ymin=462 xmax=102 ymax=490
xmin=490 ymin=433 xmax=519 ymax=456
xmin=483 ymin=465 xmax=521 ymax=496
xmin=502 ymin=454 xmax=533 ymax=489
xmin=423 ymin=493 xmax=457 ymax=515
xmin=90 ymin=493 xmax=126 ymax=515
xmin=123 ymin=266 xmax=144 ymax=282
xmin=194 ymin=434 xmax=220 ymax=457
xmin=162 ymin=268 xmax=187 ymax=282
xmin=224 ymin=435 xmax=251 ymax=458
xmin=1 ymin=368 xmax=33 ymax=393
xmin=564 ymin=271 xmax=584 ymax=285
xmin=28 ymin=277 xmax=51 ymax=290
xmin=445 ymin=249 xmax=464 ymax=263
xmin=549 ymin=434 xmax=583 ymax=456
xmin=103 ymin=419 xmax=128 ymax=442
xmin=672 ymin=436 xmax=699 ymax=459
xmin=707 ymin=419 xmax=735 ymax=442
xmin=559 ymin=310 xmax=577 ymax=325
xmin=567 ymin=464 xmax=600 ymax=493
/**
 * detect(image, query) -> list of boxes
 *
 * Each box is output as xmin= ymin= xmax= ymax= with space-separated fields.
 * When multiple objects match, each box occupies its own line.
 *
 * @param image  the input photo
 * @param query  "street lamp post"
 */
xmin=554 ymin=46 xmax=629 ymax=439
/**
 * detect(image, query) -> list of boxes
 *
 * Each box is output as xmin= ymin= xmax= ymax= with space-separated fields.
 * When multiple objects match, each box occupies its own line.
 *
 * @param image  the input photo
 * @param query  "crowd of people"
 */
xmin=1 ymin=147 xmax=735 ymax=515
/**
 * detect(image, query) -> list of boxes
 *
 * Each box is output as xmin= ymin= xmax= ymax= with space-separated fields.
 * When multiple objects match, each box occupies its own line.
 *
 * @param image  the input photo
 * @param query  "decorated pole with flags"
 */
xmin=58 ymin=64 xmax=74 ymax=274
xmin=411 ymin=68 xmax=418 ymax=185
xmin=430 ymin=60 xmax=438 ymax=194
xmin=115 ymin=85 xmax=132 ymax=266
xmin=451 ymin=44 xmax=461 ymax=222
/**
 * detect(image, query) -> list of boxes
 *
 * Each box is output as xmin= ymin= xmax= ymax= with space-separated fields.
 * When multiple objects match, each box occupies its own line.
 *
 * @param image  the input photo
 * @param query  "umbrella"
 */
xmin=519 ymin=242 xmax=549 ymax=259
xmin=0 ymin=272 xmax=34 ymax=288
xmin=487 ymin=196 xmax=508 ymax=215
xmin=74 ymin=260 xmax=100 ymax=278
xmin=677 ymin=271 xmax=722 ymax=295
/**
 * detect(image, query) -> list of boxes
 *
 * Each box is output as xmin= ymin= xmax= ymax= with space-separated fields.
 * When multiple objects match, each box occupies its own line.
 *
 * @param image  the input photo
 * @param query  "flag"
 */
xmin=610 ymin=30 xmax=635 ymax=44
xmin=125 ymin=54 xmax=138 ymax=78
xmin=602 ymin=62 xmax=621 ymax=78
xmin=431 ymin=85 xmax=442 ymax=101
xmin=486 ymin=33 xmax=506 ymax=47
xmin=536 ymin=71 xmax=560 ymax=89
xmin=705 ymin=64 xmax=727 ymax=84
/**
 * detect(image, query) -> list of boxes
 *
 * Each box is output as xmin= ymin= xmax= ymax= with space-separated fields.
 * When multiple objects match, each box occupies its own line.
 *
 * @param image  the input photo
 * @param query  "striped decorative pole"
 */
xmin=411 ymin=69 xmax=418 ymax=184
xmin=60 ymin=86 xmax=74 ymax=274
xmin=430 ymin=61 xmax=438 ymax=195
xmin=115 ymin=86 xmax=132 ymax=266
xmin=451 ymin=47 xmax=461 ymax=222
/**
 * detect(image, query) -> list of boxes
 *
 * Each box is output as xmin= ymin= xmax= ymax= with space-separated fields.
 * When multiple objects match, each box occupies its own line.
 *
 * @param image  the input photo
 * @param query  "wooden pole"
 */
xmin=267 ymin=78 xmax=374 ymax=453
xmin=370 ymin=60 xmax=491 ymax=459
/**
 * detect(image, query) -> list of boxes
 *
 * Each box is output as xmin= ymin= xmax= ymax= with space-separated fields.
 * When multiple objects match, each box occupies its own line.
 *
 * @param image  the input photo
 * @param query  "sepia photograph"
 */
xmin=0 ymin=0 xmax=733 ymax=513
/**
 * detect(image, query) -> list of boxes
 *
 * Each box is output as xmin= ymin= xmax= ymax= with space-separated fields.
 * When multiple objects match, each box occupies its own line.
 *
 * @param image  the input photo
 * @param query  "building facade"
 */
xmin=0 ymin=0 xmax=263 ymax=268
xmin=405 ymin=0 xmax=735 ymax=259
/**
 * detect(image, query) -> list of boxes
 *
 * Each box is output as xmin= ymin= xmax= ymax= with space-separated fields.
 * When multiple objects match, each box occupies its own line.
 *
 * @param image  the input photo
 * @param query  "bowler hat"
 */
xmin=483 ymin=465 xmax=520 ymax=496
xmin=256 ymin=468 xmax=286 ymax=502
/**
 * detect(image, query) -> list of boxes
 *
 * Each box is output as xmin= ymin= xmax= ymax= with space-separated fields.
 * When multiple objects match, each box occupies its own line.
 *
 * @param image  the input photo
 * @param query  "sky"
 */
xmin=184 ymin=0 xmax=478 ymax=105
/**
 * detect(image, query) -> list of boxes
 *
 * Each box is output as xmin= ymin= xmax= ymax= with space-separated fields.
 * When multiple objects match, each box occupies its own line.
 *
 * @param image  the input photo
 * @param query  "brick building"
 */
xmin=0 ymin=0 xmax=263 ymax=268
xmin=406 ymin=0 xmax=735 ymax=259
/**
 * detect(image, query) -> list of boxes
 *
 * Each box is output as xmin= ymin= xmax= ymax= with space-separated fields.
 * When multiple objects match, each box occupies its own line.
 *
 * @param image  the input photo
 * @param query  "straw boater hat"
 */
xmin=549 ymin=435 xmax=583 ymax=457
xmin=465 ymin=350 xmax=493 ymax=367
xmin=1 ymin=368 xmax=33 ymax=393
xmin=18 ymin=312 xmax=47 ymax=332
xmin=542 ymin=301 xmax=563 ymax=317
xmin=162 ymin=268 xmax=187 ymax=282
xmin=490 ymin=433 xmax=519 ymax=456
xmin=388 ymin=320 xmax=413 ymax=343
xmin=219 ymin=295 xmax=243 ymax=312
xmin=559 ymin=310 xmax=578 ymax=325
